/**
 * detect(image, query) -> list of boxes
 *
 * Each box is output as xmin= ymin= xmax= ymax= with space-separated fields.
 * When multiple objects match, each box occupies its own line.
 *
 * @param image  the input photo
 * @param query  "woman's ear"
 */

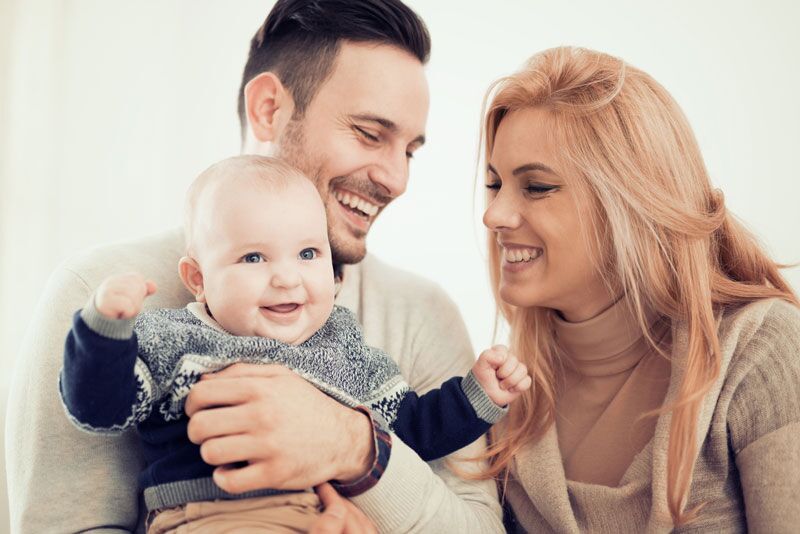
xmin=178 ymin=256 xmax=205 ymax=302
xmin=244 ymin=72 xmax=295 ymax=143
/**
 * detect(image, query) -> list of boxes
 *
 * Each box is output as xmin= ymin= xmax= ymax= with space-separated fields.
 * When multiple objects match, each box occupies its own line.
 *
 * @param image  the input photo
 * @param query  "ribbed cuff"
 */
xmin=461 ymin=370 xmax=508 ymax=424
xmin=330 ymin=406 xmax=392 ymax=498
xmin=80 ymin=295 xmax=136 ymax=340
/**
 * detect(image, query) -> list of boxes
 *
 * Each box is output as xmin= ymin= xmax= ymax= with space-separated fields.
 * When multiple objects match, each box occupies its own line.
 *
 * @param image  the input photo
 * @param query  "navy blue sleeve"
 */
xmin=59 ymin=311 xmax=144 ymax=432
xmin=391 ymin=376 xmax=492 ymax=462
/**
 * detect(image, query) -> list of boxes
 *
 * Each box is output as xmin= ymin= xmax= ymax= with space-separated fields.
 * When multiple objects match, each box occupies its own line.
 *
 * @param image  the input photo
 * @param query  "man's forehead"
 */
xmin=314 ymin=41 xmax=429 ymax=137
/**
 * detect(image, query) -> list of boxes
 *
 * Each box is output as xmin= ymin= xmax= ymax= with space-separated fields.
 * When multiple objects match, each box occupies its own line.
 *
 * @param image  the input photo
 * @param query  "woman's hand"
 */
xmin=310 ymin=483 xmax=377 ymax=534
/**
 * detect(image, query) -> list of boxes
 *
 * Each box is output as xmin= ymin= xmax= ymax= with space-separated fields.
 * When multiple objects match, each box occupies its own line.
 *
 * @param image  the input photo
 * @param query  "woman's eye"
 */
xmin=299 ymin=248 xmax=317 ymax=260
xmin=242 ymin=253 xmax=263 ymax=263
xmin=525 ymin=184 xmax=559 ymax=195
xmin=485 ymin=182 xmax=501 ymax=191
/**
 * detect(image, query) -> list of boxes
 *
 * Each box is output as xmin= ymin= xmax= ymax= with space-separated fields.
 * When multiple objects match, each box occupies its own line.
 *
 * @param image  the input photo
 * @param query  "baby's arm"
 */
xmin=375 ymin=345 xmax=530 ymax=462
xmin=470 ymin=344 xmax=532 ymax=407
xmin=59 ymin=272 xmax=158 ymax=433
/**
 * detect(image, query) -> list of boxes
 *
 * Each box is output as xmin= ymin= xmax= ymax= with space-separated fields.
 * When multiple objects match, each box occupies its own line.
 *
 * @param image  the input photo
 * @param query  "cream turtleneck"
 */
xmin=553 ymin=298 xmax=671 ymax=487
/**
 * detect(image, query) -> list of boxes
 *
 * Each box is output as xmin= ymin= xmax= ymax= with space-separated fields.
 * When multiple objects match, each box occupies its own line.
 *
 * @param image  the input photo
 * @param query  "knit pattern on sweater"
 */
xmin=84 ymin=305 xmax=409 ymax=431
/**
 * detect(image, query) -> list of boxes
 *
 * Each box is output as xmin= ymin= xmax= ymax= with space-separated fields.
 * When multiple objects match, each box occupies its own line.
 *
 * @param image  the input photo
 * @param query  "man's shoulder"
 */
xmin=55 ymin=227 xmax=190 ymax=309
xmin=356 ymin=254 xmax=449 ymax=303
xmin=62 ymin=227 xmax=184 ymax=284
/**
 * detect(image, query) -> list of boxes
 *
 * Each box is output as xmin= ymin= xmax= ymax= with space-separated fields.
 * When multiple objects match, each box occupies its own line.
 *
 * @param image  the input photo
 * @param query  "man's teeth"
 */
xmin=334 ymin=190 xmax=379 ymax=216
xmin=504 ymin=248 xmax=543 ymax=263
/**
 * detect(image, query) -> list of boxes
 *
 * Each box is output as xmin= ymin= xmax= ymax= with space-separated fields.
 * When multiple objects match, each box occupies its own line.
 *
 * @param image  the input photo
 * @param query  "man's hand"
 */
xmin=94 ymin=272 xmax=157 ymax=319
xmin=184 ymin=363 xmax=375 ymax=494
xmin=310 ymin=483 xmax=377 ymax=534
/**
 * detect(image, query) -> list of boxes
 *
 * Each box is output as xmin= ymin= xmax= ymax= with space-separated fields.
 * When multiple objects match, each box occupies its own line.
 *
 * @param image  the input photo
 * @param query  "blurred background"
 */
xmin=1 ymin=0 xmax=798 ymax=528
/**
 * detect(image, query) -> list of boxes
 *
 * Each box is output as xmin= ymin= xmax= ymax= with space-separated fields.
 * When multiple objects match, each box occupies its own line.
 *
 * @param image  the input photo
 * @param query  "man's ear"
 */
xmin=178 ymin=256 xmax=206 ymax=302
xmin=244 ymin=72 xmax=295 ymax=143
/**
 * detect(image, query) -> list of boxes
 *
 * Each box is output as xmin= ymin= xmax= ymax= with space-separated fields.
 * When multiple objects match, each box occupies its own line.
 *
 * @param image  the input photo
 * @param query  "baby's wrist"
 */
xmin=461 ymin=370 xmax=508 ymax=424
xmin=80 ymin=294 xmax=137 ymax=340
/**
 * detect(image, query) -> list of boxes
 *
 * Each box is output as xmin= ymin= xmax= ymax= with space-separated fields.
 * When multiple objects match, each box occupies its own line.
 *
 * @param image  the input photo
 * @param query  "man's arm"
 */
xmin=6 ymin=266 xmax=144 ymax=532
xmin=6 ymin=228 xmax=187 ymax=533
xmin=184 ymin=280 xmax=504 ymax=533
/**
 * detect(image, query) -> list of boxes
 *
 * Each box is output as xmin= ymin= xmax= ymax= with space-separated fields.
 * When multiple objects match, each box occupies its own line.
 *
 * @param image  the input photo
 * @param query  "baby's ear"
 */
xmin=178 ymin=256 xmax=205 ymax=302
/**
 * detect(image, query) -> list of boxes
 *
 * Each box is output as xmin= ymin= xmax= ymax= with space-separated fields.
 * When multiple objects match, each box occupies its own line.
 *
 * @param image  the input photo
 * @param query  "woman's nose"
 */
xmin=483 ymin=192 xmax=522 ymax=231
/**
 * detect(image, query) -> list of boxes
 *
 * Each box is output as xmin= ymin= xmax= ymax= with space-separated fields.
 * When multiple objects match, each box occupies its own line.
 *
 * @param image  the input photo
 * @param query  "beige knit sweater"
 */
xmin=505 ymin=297 xmax=800 ymax=533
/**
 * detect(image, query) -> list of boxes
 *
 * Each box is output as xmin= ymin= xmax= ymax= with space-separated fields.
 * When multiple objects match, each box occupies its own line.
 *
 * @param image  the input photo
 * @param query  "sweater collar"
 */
xmin=553 ymin=297 xmax=664 ymax=377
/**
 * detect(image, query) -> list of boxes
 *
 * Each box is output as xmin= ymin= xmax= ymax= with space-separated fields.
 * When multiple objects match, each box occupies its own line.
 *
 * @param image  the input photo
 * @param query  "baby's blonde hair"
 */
xmin=184 ymin=155 xmax=312 ymax=256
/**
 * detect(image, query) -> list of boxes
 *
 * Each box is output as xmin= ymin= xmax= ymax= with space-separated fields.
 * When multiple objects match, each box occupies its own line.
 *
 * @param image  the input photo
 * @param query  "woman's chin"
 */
xmin=499 ymin=285 xmax=538 ymax=308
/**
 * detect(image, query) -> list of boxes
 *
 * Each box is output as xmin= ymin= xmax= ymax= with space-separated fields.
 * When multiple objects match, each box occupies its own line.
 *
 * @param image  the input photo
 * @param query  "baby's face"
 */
xmin=194 ymin=179 xmax=335 ymax=345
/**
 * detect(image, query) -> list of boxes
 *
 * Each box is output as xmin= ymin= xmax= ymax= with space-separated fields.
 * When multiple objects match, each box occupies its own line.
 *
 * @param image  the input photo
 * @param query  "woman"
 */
xmin=478 ymin=47 xmax=800 ymax=532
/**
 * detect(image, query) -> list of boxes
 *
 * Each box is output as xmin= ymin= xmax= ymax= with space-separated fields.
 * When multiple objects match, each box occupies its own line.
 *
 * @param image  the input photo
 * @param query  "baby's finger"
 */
xmin=509 ymin=375 xmax=533 ymax=393
xmin=496 ymin=354 xmax=519 ymax=380
xmin=477 ymin=346 xmax=507 ymax=370
xmin=500 ymin=363 xmax=530 ymax=391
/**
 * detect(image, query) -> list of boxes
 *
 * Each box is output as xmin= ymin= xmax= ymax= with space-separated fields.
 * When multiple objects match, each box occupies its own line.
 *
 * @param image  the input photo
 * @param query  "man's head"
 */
xmin=239 ymin=0 xmax=431 ymax=264
xmin=180 ymin=155 xmax=335 ymax=346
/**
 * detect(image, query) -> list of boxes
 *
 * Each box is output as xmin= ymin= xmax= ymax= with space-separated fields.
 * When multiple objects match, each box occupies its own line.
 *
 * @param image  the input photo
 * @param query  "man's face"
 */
xmin=277 ymin=42 xmax=430 ymax=264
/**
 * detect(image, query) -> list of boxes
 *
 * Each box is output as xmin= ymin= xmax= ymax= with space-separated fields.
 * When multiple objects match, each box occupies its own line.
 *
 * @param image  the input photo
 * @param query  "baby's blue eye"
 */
xmin=299 ymin=248 xmax=317 ymax=260
xmin=243 ymin=253 xmax=263 ymax=263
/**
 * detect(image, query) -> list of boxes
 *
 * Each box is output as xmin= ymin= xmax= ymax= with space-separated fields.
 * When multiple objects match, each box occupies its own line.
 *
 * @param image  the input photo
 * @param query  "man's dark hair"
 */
xmin=237 ymin=0 xmax=431 ymax=139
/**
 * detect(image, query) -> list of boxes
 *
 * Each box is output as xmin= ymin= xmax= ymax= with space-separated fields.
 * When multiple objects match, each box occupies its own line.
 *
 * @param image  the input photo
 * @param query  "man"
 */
xmin=6 ymin=1 xmax=503 ymax=532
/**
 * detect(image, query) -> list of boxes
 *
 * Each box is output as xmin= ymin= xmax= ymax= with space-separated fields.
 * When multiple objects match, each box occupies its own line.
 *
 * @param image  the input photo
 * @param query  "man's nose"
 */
xmin=368 ymin=148 xmax=408 ymax=198
xmin=270 ymin=264 xmax=302 ymax=289
xmin=483 ymin=190 xmax=522 ymax=231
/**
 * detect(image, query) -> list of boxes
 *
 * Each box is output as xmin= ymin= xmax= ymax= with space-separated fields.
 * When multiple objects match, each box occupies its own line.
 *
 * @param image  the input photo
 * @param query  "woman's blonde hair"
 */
xmin=478 ymin=47 xmax=797 ymax=526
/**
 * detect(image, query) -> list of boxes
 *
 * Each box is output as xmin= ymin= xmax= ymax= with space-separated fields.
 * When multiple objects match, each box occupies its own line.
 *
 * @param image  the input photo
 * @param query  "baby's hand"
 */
xmin=472 ymin=345 xmax=532 ymax=407
xmin=94 ymin=272 xmax=157 ymax=319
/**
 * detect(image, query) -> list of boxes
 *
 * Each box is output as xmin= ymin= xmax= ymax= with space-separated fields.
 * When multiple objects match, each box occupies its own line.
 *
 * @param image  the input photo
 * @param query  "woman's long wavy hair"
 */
xmin=478 ymin=47 xmax=797 ymax=526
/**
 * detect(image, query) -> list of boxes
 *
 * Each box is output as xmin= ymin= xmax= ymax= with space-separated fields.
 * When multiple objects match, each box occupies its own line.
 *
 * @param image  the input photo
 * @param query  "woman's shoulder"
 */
xmin=719 ymin=297 xmax=800 ymax=352
xmin=717 ymin=298 xmax=800 ymax=451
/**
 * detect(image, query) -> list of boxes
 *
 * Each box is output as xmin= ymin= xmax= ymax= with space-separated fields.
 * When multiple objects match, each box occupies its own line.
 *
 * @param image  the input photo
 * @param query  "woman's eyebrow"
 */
xmin=512 ymin=162 xmax=556 ymax=176
xmin=487 ymin=162 xmax=558 ymax=177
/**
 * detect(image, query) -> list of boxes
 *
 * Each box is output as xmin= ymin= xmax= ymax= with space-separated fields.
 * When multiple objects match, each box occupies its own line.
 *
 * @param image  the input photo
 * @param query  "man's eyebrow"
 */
xmin=351 ymin=113 xmax=426 ymax=146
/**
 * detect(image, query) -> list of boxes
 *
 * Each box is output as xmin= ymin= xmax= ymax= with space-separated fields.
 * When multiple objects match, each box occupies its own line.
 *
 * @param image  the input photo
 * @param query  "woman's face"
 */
xmin=483 ymin=107 xmax=616 ymax=322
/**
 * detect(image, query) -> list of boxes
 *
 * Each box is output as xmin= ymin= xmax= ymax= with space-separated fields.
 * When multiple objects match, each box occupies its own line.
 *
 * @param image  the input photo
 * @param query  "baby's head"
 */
xmin=179 ymin=155 xmax=335 ymax=345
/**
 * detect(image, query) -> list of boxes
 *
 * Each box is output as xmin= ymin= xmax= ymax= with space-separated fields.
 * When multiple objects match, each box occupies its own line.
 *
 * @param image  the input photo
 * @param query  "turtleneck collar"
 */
xmin=553 ymin=297 xmax=667 ymax=377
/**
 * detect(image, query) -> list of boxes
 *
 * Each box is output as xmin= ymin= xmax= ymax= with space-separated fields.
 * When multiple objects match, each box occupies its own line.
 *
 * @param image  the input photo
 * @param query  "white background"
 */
xmin=1 ymin=0 xmax=799 ymax=527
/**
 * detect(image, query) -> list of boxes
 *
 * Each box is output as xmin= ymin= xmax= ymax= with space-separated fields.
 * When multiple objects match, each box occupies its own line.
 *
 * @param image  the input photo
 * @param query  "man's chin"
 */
xmin=331 ymin=238 xmax=367 ymax=265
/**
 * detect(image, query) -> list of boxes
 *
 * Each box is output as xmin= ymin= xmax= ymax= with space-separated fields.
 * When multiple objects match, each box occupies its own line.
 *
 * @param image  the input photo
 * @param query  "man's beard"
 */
xmin=277 ymin=119 xmax=371 ymax=265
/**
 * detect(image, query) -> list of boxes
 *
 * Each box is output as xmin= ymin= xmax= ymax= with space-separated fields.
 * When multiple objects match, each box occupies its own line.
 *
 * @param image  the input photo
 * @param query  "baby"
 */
xmin=59 ymin=155 xmax=531 ymax=533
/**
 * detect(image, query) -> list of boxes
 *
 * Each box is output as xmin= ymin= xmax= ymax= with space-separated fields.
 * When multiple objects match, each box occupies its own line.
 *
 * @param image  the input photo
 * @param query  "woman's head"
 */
xmin=483 ymin=46 xmax=725 ymax=323
xmin=478 ymin=46 xmax=797 ymax=525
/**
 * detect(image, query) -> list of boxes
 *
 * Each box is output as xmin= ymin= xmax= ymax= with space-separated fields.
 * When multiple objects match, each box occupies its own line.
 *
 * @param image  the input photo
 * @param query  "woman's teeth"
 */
xmin=334 ymin=190 xmax=379 ymax=217
xmin=504 ymin=247 xmax=543 ymax=263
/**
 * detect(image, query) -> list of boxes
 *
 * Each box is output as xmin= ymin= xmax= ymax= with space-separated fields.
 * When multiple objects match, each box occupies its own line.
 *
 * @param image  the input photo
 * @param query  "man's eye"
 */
xmin=299 ymin=248 xmax=318 ymax=260
xmin=355 ymin=126 xmax=379 ymax=143
xmin=242 ymin=253 xmax=263 ymax=263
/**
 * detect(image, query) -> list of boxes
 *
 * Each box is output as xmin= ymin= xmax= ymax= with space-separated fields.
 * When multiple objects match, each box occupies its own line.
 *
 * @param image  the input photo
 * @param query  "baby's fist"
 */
xmin=473 ymin=345 xmax=532 ymax=407
xmin=94 ymin=272 xmax=157 ymax=319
